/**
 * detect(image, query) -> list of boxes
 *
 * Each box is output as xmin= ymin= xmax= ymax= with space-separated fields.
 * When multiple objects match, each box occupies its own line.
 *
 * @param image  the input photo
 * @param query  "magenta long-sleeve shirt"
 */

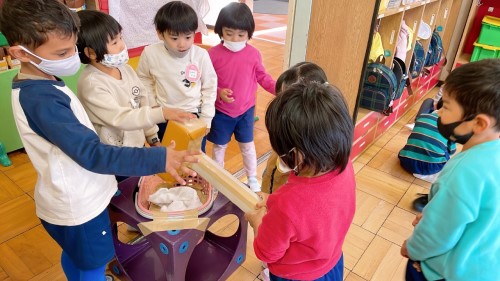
xmin=208 ymin=43 xmax=276 ymax=118
xmin=254 ymin=163 xmax=356 ymax=280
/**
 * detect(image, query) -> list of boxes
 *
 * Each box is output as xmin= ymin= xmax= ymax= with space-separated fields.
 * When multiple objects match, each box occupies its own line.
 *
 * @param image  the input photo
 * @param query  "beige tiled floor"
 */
xmin=0 ymin=13 xmax=442 ymax=281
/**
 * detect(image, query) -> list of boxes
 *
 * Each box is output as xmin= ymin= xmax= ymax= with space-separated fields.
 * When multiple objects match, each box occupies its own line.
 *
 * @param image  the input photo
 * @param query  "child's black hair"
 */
xmin=266 ymin=82 xmax=354 ymax=174
xmin=444 ymin=59 xmax=500 ymax=130
xmin=154 ymin=1 xmax=198 ymax=35
xmin=214 ymin=2 xmax=255 ymax=39
xmin=0 ymin=0 xmax=79 ymax=49
xmin=275 ymin=62 xmax=328 ymax=93
xmin=76 ymin=10 xmax=122 ymax=64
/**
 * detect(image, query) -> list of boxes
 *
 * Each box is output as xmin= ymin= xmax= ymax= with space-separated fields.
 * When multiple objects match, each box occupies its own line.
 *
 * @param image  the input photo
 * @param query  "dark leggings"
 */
xmin=416 ymin=98 xmax=435 ymax=120
xmin=405 ymin=260 xmax=445 ymax=281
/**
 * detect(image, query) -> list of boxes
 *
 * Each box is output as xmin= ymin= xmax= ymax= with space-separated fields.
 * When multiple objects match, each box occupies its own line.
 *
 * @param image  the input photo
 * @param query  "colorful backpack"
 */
xmin=410 ymin=40 xmax=426 ymax=78
xmin=360 ymin=58 xmax=398 ymax=115
xmin=425 ymin=31 xmax=443 ymax=66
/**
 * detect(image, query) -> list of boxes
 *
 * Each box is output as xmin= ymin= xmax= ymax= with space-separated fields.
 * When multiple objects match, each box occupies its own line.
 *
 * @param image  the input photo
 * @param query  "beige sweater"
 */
xmin=77 ymin=64 xmax=165 ymax=147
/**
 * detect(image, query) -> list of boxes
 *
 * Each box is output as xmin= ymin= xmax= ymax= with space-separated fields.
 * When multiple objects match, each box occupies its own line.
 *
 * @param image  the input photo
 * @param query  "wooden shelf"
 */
xmin=378 ymin=7 xmax=405 ymax=19
xmin=456 ymin=52 xmax=471 ymax=66
xmin=378 ymin=0 xmax=428 ymax=19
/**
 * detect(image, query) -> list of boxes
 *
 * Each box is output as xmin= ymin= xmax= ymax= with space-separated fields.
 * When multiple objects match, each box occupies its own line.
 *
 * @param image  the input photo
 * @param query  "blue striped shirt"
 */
xmin=398 ymin=112 xmax=456 ymax=174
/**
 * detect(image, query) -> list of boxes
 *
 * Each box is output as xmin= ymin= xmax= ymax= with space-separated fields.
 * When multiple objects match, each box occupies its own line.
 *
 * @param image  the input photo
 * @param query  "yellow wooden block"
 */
xmin=158 ymin=119 xmax=207 ymax=182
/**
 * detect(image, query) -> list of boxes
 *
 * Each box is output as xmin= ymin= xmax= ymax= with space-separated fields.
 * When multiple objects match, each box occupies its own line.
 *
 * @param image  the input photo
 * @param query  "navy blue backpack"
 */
xmin=411 ymin=40 xmax=426 ymax=79
xmin=360 ymin=58 xmax=398 ymax=115
xmin=425 ymin=31 xmax=443 ymax=66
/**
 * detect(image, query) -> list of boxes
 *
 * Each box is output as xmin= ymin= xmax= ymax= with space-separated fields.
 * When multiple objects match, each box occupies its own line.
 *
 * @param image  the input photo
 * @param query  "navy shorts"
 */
xmin=41 ymin=208 xmax=115 ymax=270
xmin=207 ymin=107 xmax=255 ymax=145
xmin=270 ymin=254 xmax=344 ymax=281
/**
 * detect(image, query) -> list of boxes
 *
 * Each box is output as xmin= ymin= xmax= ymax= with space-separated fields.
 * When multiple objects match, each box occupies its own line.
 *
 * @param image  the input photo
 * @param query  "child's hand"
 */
xmin=244 ymin=206 xmax=266 ymax=231
xmin=401 ymin=240 xmax=409 ymax=258
xmin=164 ymin=140 xmax=200 ymax=185
xmin=162 ymin=107 xmax=196 ymax=123
xmin=256 ymin=192 xmax=269 ymax=208
xmin=219 ymin=88 xmax=235 ymax=103
xmin=412 ymin=213 xmax=423 ymax=227
xmin=150 ymin=142 xmax=162 ymax=147
xmin=205 ymin=128 xmax=210 ymax=136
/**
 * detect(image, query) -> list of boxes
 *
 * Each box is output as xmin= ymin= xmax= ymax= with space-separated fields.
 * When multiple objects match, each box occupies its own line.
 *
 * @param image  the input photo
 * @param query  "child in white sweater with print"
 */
xmin=77 ymin=10 xmax=194 ymax=150
xmin=137 ymin=1 xmax=217 ymax=152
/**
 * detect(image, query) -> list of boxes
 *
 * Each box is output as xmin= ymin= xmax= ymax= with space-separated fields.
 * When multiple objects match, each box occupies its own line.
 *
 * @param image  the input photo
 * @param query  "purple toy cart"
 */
xmin=108 ymin=177 xmax=248 ymax=281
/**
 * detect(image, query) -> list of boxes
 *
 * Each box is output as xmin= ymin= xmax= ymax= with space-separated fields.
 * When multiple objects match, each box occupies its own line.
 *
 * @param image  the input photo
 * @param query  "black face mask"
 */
xmin=437 ymin=116 xmax=475 ymax=145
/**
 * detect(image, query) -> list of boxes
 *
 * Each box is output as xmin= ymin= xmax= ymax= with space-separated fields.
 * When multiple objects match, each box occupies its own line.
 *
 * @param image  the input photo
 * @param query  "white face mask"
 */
xmin=163 ymin=42 xmax=190 ymax=58
xmin=223 ymin=40 xmax=247 ymax=52
xmin=276 ymin=157 xmax=294 ymax=174
xmin=275 ymin=147 xmax=302 ymax=174
xmin=101 ymin=47 xmax=129 ymax=68
xmin=19 ymin=45 xmax=81 ymax=77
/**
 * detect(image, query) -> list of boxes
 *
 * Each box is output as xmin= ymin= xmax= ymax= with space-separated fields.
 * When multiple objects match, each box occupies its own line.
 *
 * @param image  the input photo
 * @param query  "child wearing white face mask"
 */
xmin=245 ymin=82 xmax=356 ymax=281
xmin=208 ymin=2 xmax=276 ymax=192
xmin=261 ymin=62 xmax=328 ymax=195
xmin=77 ymin=10 xmax=195 ymax=158
xmin=136 ymin=1 xmax=217 ymax=152
xmin=1 ymin=1 xmax=200 ymax=280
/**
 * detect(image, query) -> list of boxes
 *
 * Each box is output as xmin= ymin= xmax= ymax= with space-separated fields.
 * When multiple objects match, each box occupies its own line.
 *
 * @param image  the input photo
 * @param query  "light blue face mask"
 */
xmin=101 ymin=47 xmax=129 ymax=68
xmin=19 ymin=45 xmax=81 ymax=77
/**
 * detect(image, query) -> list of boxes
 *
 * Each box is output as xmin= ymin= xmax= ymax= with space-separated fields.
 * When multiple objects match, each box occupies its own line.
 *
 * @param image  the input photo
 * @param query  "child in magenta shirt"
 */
xmin=245 ymin=82 xmax=356 ymax=281
xmin=207 ymin=2 xmax=276 ymax=192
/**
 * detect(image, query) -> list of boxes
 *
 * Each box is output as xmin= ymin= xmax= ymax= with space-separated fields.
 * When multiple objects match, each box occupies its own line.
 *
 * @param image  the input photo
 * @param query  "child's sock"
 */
xmin=212 ymin=143 xmax=227 ymax=167
xmin=413 ymin=172 xmax=440 ymax=183
xmin=239 ymin=141 xmax=260 ymax=192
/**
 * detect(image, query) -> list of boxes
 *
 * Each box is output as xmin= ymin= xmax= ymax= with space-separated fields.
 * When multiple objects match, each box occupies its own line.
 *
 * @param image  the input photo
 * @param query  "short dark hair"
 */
xmin=0 ymin=0 xmax=79 ymax=49
xmin=266 ymin=82 xmax=354 ymax=174
xmin=154 ymin=1 xmax=198 ymax=35
xmin=276 ymin=62 xmax=328 ymax=93
xmin=214 ymin=2 xmax=255 ymax=39
xmin=76 ymin=10 xmax=122 ymax=64
xmin=444 ymin=59 xmax=500 ymax=130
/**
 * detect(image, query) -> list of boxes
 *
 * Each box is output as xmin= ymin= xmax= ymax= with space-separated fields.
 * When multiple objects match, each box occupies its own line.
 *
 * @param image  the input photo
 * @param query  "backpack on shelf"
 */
xmin=425 ymin=31 xmax=443 ymax=66
xmin=360 ymin=56 xmax=398 ymax=115
xmin=410 ymin=40 xmax=426 ymax=79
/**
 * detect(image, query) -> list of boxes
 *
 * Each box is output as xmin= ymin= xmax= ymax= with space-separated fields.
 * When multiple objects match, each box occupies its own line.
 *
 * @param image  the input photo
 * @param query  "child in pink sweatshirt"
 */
xmin=207 ymin=2 xmax=276 ymax=192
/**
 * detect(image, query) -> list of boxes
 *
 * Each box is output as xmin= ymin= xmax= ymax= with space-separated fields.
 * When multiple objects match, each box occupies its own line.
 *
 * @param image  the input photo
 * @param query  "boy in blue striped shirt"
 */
xmin=399 ymin=98 xmax=456 ymax=183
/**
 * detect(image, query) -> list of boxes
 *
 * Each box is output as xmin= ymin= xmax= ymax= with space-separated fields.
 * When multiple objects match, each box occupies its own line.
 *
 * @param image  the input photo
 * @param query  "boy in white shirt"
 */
xmin=137 ymin=1 xmax=217 ymax=152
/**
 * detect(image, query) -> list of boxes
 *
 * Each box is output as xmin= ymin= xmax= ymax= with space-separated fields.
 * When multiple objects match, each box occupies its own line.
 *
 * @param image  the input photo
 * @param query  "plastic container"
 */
xmin=477 ymin=16 xmax=500 ymax=47
xmin=471 ymin=41 xmax=500 ymax=62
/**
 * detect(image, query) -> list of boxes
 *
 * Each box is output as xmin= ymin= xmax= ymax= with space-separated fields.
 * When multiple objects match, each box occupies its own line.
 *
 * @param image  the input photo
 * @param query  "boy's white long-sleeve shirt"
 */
xmin=11 ymin=76 xmax=166 ymax=226
xmin=136 ymin=43 xmax=217 ymax=128
xmin=78 ymin=64 xmax=165 ymax=147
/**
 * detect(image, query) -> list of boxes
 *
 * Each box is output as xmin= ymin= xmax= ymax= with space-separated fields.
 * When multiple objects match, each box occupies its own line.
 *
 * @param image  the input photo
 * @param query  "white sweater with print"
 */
xmin=136 ymin=43 xmax=217 ymax=128
xmin=78 ymin=64 xmax=165 ymax=147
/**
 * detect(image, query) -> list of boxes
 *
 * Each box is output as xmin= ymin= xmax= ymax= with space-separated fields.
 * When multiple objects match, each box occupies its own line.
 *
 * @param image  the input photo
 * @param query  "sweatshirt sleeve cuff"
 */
xmin=151 ymin=106 xmax=166 ymax=123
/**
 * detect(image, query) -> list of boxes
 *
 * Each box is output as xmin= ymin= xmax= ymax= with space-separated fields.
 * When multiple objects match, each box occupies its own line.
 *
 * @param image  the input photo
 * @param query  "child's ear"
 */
xmin=8 ymin=46 xmax=31 ymax=62
xmin=83 ymin=47 xmax=97 ymax=60
xmin=156 ymin=30 xmax=164 ymax=40
xmin=473 ymin=114 xmax=493 ymax=133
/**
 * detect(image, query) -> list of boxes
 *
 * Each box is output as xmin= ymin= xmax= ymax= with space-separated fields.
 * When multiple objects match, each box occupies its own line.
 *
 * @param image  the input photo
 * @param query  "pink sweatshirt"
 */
xmin=253 ymin=163 xmax=356 ymax=280
xmin=208 ymin=43 xmax=276 ymax=118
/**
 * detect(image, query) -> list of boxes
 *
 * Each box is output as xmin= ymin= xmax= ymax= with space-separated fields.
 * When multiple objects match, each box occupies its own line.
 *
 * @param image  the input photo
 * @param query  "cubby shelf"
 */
xmin=351 ymin=0 xmax=463 ymax=159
